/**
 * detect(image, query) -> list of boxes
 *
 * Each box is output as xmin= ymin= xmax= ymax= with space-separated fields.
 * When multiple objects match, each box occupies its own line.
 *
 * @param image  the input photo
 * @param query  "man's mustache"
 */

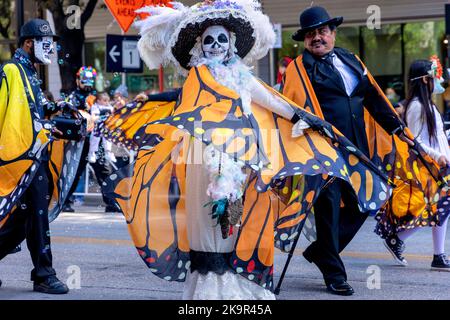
xmin=311 ymin=39 xmax=327 ymax=46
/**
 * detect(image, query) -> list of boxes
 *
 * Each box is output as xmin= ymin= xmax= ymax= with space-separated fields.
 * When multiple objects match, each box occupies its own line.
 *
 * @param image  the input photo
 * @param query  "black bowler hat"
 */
xmin=292 ymin=6 xmax=343 ymax=41
xmin=19 ymin=19 xmax=59 ymax=42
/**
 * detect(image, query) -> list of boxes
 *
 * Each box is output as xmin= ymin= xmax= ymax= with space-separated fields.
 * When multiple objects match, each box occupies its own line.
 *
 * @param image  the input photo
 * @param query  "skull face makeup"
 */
xmin=201 ymin=25 xmax=230 ymax=63
xmin=34 ymin=36 xmax=54 ymax=65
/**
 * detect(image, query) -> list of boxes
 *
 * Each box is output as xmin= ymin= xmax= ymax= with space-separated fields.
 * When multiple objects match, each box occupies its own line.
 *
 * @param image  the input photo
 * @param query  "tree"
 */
xmin=37 ymin=0 xmax=99 ymax=94
xmin=0 ymin=0 xmax=15 ymax=58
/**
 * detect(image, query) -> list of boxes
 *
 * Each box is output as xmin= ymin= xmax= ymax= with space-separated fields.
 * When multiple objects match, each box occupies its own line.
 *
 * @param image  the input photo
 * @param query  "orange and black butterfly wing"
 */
xmin=105 ymin=127 xmax=191 ymax=282
xmin=101 ymin=100 xmax=176 ymax=151
xmin=47 ymin=139 xmax=84 ymax=222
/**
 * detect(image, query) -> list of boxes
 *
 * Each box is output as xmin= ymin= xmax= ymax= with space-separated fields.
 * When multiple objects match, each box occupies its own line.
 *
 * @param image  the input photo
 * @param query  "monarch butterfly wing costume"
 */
xmin=0 ymin=62 xmax=51 ymax=227
xmin=283 ymin=55 xmax=448 ymax=240
xmin=105 ymin=65 xmax=391 ymax=290
xmin=100 ymin=100 xmax=176 ymax=151
xmin=47 ymin=139 xmax=84 ymax=222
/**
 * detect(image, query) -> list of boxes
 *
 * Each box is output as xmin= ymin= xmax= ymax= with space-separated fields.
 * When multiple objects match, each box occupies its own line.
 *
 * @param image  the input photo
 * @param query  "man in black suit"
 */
xmin=283 ymin=6 xmax=414 ymax=296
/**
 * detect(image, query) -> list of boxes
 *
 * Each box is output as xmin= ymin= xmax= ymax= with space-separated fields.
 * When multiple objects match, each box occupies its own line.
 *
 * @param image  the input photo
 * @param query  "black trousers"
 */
xmin=0 ymin=162 xmax=56 ymax=281
xmin=303 ymin=179 xmax=368 ymax=285
xmin=65 ymin=136 xmax=115 ymax=207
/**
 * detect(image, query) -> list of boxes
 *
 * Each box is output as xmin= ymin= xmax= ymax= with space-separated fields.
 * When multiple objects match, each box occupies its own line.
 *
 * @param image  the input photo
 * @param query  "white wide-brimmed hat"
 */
xmin=135 ymin=0 xmax=275 ymax=72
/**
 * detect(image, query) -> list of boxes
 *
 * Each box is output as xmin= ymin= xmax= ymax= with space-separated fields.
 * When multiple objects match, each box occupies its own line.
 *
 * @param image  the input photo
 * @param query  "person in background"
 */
xmin=385 ymin=87 xmax=400 ymax=106
xmin=273 ymin=56 xmax=292 ymax=92
xmin=113 ymin=84 xmax=129 ymax=110
xmin=380 ymin=58 xmax=450 ymax=270
xmin=61 ymin=66 xmax=97 ymax=212
xmin=88 ymin=92 xmax=115 ymax=164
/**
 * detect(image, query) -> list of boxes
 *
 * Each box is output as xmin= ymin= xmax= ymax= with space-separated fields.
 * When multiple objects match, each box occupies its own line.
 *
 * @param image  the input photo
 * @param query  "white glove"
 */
xmin=292 ymin=119 xmax=310 ymax=138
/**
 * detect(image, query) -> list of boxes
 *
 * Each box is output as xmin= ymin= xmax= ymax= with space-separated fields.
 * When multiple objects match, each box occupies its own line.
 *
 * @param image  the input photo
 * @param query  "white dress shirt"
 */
xmin=327 ymin=53 xmax=360 ymax=96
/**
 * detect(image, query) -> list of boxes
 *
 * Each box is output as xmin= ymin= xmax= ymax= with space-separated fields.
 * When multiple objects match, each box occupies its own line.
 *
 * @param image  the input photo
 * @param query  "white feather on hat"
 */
xmin=134 ymin=3 xmax=187 ymax=70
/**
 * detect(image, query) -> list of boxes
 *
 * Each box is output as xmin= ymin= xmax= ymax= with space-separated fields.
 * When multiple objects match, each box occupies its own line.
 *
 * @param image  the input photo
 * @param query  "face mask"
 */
xmin=202 ymin=25 xmax=230 ymax=63
xmin=386 ymin=94 xmax=399 ymax=103
xmin=34 ymin=36 xmax=54 ymax=65
xmin=433 ymin=77 xmax=445 ymax=95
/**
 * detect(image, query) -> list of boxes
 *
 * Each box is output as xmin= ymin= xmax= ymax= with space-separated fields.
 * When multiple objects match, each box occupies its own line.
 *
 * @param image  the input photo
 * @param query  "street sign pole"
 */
xmin=159 ymin=66 xmax=164 ymax=92
xmin=121 ymin=29 xmax=126 ymax=88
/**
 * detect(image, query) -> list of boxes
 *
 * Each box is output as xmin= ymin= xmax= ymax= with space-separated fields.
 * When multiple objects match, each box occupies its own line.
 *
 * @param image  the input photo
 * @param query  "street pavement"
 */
xmin=1 ymin=204 xmax=450 ymax=300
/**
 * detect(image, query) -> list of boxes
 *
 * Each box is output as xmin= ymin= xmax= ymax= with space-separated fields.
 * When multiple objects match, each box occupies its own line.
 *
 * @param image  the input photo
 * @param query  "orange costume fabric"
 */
xmin=105 ymin=65 xmax=396 ymax=290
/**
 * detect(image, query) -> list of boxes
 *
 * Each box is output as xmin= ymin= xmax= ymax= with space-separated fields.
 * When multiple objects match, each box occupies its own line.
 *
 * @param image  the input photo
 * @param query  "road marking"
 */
xmin=52 ymin=236 xmax=432 ymax=262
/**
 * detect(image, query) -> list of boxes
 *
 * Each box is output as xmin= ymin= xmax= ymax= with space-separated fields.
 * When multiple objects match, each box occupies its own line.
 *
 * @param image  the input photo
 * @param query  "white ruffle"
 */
xmin=182 ymin=270 xmax=276 ymax=300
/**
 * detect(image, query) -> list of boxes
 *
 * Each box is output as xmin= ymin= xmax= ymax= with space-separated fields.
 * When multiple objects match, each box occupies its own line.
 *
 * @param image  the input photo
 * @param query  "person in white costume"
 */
xmin=134 ymin=0 xmax=310 ymax=300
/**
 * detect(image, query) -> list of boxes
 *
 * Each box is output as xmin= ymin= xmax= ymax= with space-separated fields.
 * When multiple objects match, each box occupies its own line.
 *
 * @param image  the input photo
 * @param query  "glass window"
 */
xmin=362 ymin=24 xmax=403 ymax=97
xmin=335 ymin=26 xmax=360 ymax=55
xmin=362 ymin=24 xmax=402 ymax=77
xmin=404 ymin=20 xmax=445 ymax=78
xmin=278 ymin=27 xmax=303 ymax=62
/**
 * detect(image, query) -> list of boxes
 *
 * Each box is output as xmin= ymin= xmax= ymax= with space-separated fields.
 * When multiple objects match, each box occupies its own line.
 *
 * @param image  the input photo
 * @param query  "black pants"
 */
xmin=65 ymin=136 xmax=115 ymax=207
xmin=0 ymin=162 xmax=56 ymax=281
xmin=303 ymin=179 xmax=368 ymax=285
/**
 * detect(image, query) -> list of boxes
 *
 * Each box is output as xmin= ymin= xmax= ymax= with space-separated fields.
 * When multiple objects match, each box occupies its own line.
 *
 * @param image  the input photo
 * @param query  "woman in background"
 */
xmin=381 ymin=58 xmax=450 ymax=270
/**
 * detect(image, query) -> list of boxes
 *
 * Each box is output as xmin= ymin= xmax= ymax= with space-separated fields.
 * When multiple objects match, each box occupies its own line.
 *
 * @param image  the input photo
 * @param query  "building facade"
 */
xmin=0 ymin=0 xmax=448 ymax=102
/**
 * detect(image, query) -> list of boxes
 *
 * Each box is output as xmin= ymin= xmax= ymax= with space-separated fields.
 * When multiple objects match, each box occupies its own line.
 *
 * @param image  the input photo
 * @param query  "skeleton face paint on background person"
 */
xmin=201 ymin=25 xmax=230 ymax=63
xmin=33 ymin=36 xmax=54 ymax=65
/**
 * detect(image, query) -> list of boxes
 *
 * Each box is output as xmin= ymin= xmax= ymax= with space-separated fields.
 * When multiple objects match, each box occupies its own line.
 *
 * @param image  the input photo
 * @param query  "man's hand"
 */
xmin=398 ymin=130 xmax=415 ymax=147
xmin=135 ymin=92 xmax=148 ymax=103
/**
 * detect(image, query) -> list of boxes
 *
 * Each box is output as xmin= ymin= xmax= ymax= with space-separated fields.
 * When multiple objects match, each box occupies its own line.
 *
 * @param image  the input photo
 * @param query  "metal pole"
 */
xmin=159 ymin=66 xmax=164 ymax=92
xmin=121 ymin=30 xmax=126 ymax=87
xmin=269 ymin=48 xmax=275 ymax=87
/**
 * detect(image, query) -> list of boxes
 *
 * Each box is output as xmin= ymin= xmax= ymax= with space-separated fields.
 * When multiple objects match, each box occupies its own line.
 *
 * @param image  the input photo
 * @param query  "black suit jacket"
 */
xmin=302 ymin=47 xmax=402 ymax=156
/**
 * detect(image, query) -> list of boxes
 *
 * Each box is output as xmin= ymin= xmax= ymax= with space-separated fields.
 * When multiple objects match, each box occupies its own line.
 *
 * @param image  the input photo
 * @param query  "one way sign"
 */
xmin=106 ymin=34 xmax=143 ymax=73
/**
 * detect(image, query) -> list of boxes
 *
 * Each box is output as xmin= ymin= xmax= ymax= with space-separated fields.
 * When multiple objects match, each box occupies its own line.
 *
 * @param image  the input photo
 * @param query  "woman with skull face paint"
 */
xmin=103 ymin=0 xmax=395 ymax=300
xmin=0 ymin=19 xmax=74 ymax=294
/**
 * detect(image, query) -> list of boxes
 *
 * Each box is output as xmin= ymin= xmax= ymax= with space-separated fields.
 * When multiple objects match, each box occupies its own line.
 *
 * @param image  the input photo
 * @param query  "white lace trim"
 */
xmin=203 ymin=58 xmax=254 ymax=115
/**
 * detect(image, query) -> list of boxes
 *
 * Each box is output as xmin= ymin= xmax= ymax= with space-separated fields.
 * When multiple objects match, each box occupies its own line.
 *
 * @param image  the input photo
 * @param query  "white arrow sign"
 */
xmin=109 ymin=45 xmax=120 ymax=63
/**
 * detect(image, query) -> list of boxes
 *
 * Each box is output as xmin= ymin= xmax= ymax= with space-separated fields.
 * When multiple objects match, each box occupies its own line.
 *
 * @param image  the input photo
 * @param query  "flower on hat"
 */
xmin=429 ymin=55 xmax=443 ymax=81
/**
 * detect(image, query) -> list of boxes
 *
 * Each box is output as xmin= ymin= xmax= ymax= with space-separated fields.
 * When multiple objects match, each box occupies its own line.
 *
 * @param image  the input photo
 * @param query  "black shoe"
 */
xmin=105 ymin=205 xmax=121 ymax=213
xmin=33 ymin=275 xmax=69 ymax=294
xmin=326 ymin=281 xmax=354 ymax=296
xmin=63 ymin=204 xmax=75 ymax=213
xmin=431 ymin=254 xmax=450 ymax=271
xmin=384 ymin=235 xmax=408 ymax=266
xmin=0 ymin=279 xmax=2 ymax=288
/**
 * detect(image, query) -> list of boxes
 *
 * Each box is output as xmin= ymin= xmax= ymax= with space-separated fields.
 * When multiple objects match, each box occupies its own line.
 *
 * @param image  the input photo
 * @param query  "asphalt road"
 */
xmin=1 ymin=205 xmax=449 ymax=300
